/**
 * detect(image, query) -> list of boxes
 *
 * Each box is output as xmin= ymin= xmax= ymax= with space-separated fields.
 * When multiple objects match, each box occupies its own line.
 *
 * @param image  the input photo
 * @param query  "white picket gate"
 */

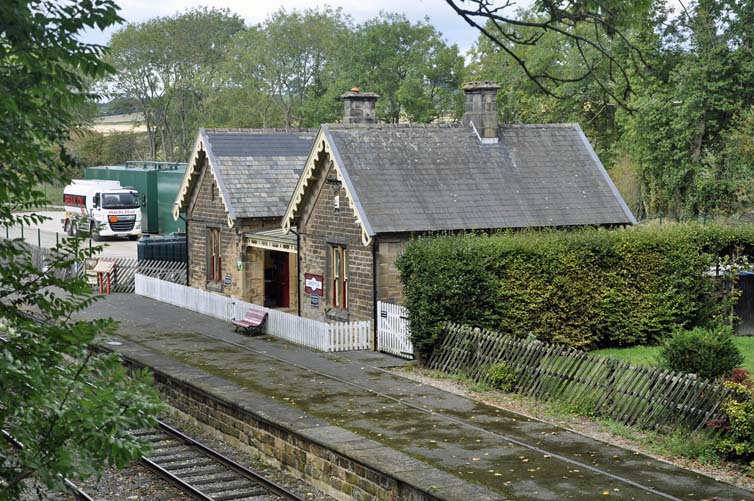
xmin=135 ymin=274 xmax=371 ymax=353
xmin=376 ymin=301 xmax=414 ymax=359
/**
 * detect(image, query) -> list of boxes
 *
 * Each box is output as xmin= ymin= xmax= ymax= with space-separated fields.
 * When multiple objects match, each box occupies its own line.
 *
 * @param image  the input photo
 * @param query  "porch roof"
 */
xmin=244 ymin=227 xmax=297 ymax=253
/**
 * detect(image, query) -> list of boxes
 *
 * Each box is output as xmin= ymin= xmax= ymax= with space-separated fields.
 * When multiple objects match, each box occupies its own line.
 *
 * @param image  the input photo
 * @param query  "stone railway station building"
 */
xmin=174 ymin=82 xmax=635 ymax=330
xmin=174 ymin=128 xmax=315 ymax=312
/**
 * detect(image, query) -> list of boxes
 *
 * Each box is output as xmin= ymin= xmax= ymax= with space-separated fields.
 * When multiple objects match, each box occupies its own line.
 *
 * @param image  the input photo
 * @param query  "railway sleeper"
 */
xmin=147 ymin=446 xmax=195 ymax=458
xmin=212 ymin=488 xmax=269 ymax=501
xmin=145 ymin=448 xmax=194 ymax=463
xmin=169 ymin=464 xmax=226 ymax=477
xmin=162 ymin=457 xmax=216 ymax=470
xmin=201 ymin=479 xmax=257 ymax=494
xmin=187 ymin=473 xmax=243 ymax=486
xmin=154 ymin=451 xmax=203 ymax=461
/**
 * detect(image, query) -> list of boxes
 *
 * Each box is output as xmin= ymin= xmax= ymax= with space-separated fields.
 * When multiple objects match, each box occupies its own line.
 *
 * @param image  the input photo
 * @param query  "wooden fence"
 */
xmin=429 ymin=323 xmax=732 ymax=433
xmin=27 ymin=243 xmax=80 ymax=279
xmin=86 ymin=258 xmax=186 ymax=293
xmin=136 ymin=274 xmax=372 ymax=353
xmin=2 ymin=238 xmax=186 ymax=292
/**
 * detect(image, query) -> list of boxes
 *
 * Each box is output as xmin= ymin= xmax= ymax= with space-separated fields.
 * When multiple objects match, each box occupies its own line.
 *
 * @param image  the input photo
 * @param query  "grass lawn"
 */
xmin=592 ymin=336 xmax=754 ymax=373
xmin=35 ymin=184 xmax=64 ymax=207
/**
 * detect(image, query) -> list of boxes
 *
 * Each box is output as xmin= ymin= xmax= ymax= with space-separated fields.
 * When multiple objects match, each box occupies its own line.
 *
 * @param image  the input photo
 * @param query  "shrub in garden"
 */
xmin=659 ymin=326 xmax=743 ymax=379
xmin=485 ymin=362 xmax=518 ymax=392
xmin=397 ymin=223 xmax=754 ymax=361
xmin=726 ymin=368 xmax=751 ymax=384
xmin=716 ymin=380 xmax=754 ymax=465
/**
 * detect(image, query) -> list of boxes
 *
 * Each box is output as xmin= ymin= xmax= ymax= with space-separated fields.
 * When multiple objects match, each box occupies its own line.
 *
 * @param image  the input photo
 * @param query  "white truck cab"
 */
xmin=62 ymin=180 xmax=142 ymax=240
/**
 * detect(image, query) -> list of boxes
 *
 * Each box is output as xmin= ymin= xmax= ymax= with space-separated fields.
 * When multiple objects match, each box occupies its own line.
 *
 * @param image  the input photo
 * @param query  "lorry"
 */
xmin=62 ymin=180 xmax=142 ymax=240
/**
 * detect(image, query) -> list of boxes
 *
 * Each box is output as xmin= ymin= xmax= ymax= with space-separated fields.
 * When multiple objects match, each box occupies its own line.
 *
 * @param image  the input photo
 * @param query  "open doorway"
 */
xmin=264 ymin=250 xmax=290 ymax=308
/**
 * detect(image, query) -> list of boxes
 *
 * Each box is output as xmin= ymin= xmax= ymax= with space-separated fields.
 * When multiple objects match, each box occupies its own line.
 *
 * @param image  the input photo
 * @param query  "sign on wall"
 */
xmin=304 ymin=273 xmax=324 ymax=296
xmin=224 ymin=274 xmax=232 ymax=286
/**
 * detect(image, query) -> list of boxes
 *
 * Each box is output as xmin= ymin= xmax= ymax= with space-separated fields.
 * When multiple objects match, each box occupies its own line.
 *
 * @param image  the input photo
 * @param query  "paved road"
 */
xmin=80 ymin=294 xmax=754 ymax=501
xmin=6 ymin=211 xmax=137 ymax=259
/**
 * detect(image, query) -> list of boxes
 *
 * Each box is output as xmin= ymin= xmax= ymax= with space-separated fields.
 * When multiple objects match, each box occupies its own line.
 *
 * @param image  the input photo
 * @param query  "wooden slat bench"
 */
xmin=232 ymin=308 xmax=268 ymax=335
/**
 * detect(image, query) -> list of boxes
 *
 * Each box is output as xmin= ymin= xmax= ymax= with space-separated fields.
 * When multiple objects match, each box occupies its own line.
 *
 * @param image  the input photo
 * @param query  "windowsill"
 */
xmin=326 ymin=308 xmax=349 ymax=322
xmin=206 ymin=281 xmax=223 ymax=292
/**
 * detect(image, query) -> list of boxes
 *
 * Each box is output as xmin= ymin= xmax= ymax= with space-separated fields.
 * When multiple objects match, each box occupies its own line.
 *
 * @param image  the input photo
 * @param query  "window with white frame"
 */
xmin=331 ymin=244 xmax=348 ymax=309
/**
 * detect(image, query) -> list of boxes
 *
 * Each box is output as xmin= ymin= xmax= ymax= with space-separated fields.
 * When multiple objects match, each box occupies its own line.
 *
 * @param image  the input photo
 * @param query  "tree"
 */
xmin=446 ymin=0 xmax=652 ymax=109
xmin=466 ymin=13 xmax=628 ymax=160
xmin=0 ymin=1 xmax=164 ymax=497
xmin=107 ymin=8 xmax=245 ymax=161
xmin=345 ymin=13 xmax=465 ymax=123
xmin=69 ymin=130 xmax=150 ymax=167
xmin=619 ymin=0 xmax=754 ymax=217
xmin=221 ymin=7 xmax=351 ymax=128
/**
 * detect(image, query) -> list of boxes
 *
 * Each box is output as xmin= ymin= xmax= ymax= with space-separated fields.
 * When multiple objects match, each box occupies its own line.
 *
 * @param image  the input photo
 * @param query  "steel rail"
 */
xmin=138 ymin=419 xmax=304 ymax=501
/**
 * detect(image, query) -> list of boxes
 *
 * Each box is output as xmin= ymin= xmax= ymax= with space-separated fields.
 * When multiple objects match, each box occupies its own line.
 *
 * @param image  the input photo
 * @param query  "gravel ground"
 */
xmin=21 ymin=464 xmax=192 ymax=501
xmin=393 ymin=366 xmax=754 ymax=494
xmin=21 ymin=409 xmax=335 ymax=501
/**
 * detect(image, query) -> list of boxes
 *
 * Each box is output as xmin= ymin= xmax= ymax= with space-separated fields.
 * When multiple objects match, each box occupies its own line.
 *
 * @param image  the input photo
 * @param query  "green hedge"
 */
xmin=396 ymin=223 xmax=754 ymax=362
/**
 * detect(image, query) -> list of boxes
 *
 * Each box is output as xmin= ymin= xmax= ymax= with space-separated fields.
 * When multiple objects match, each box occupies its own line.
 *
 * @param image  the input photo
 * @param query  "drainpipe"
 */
xmin=290 ymin=228 xmax=301 ymax=316
xmin=178 ymin=213 xmax=189 ymax=286
xmin=372 ymin=238 xmax=378 ymax=351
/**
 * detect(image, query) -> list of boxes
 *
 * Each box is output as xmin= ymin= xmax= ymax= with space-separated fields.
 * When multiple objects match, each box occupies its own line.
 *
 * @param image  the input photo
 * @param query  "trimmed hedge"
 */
xmin=396 ymin=223 xmax=754 ymax=361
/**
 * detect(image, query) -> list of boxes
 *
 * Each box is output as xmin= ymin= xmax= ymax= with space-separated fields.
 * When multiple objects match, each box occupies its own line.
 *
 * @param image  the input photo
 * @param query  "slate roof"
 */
xmin=181 ymin=128 xmax=316 ymax=220
xmin=321 ymin=123 xmax=635 ymax=234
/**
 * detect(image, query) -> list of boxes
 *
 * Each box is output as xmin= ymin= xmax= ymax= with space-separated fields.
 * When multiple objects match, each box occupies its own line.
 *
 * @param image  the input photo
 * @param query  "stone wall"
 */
xmin=186 ymin=158 xmax=277 ymax=301
xmin=287 ymin=251 xmax=297 ymax=311
xmin=244 ymin=246 xmax=264 ymax=304
xmin=299 ymin=159 xmax=373 ymax=323
xmin=152 ymin=371 xmax=436 ymax=501
xmin=375 ymin=235 xmax=410 ymax=305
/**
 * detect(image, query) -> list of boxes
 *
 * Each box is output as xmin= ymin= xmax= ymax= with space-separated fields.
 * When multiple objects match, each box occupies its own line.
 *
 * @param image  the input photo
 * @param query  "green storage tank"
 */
xmin=85 ymin=161 xmax=186 ymax=234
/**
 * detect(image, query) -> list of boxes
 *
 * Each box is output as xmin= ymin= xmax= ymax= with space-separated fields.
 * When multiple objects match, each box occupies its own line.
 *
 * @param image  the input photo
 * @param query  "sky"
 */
xmin=79 ymin=0 xmax=524 ymax=54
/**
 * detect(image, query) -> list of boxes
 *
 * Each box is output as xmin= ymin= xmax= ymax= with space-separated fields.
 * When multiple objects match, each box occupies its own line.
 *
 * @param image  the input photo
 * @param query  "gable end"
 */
xmin=173 ymin=129 xmax=235 ymax=228
xmin=283 ymin=127 xmax=374 ymax=246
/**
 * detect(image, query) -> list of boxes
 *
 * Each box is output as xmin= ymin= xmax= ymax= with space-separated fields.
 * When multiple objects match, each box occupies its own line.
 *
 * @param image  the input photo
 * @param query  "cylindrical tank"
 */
xmin=137 ymin=232 xmax=187 ymax=263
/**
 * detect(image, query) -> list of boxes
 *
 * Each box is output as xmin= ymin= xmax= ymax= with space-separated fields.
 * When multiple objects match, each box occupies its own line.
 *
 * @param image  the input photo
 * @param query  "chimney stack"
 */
xmin=340 ymin=88 xmax=379 ymax=124
xmin=462 ymin=81 xmax=500 ymax=144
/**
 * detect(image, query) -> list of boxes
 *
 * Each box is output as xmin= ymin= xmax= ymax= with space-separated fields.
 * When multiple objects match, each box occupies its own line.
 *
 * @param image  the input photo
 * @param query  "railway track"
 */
xmin=134 ymin=420 xmax=304 ymax=501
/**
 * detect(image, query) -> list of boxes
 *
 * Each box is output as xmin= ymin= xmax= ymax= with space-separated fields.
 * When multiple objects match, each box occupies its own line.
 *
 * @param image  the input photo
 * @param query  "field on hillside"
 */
xmin=92 ymin=113 xmax=147 ymax=134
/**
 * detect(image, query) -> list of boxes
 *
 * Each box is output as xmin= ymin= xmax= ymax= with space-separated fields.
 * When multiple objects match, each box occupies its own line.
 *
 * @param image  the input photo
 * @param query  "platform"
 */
xmin=79 ymin=294 xmax=754 ymax=501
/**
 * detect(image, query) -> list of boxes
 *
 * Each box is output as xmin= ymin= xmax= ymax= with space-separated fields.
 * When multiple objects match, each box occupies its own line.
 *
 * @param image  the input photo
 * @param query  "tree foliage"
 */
xmin=446 ymin=0 xmax=652 ymax=109
xmin=220 ymin=7 xmax=351 ymax=128
xmin=343 ymin=13 xmax=465 ymax=123
xmin=104 ymin=7 xmax=464 ymax=161
xmin=107 ymin=7 xmax=245 ymax=161
xmin=464 ymin=0 xmax=754 ymax=219
xmin=0 ymin=1 xmax=164 ymax=497
xmin=619 ymin=0 xmax=754 ymax=218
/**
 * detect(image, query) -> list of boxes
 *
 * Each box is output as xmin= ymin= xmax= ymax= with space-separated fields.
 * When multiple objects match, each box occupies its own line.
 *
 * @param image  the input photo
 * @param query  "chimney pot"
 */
xmin=462 ymin=81 xmax=500 ymax=143
xmin=340 ymin=89 xmax=379 ymax=124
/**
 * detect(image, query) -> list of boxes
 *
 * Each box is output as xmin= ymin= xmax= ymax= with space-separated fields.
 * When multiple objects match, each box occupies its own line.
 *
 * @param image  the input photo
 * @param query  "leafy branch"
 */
xmin=446 ymin=0 xmax=650 ymax=109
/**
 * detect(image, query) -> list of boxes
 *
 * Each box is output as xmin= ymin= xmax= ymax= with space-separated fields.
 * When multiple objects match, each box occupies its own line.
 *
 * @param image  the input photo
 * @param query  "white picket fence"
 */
xmin=135 ymin=274 xmax=230 ymax=319
xmin=376 ymin=301 xmax=414 ymax=359
xmin=135 ymin=274 xmax=372 ymax=352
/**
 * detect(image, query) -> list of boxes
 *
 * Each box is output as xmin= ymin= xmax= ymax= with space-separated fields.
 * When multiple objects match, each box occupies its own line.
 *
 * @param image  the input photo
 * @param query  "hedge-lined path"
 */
xmin=79 ymin=294 xmax=754 ymax=500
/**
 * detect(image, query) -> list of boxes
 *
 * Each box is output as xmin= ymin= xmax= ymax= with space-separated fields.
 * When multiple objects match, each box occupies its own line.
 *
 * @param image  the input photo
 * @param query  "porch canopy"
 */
xmin=244 ymin=227 xmax=297 ymax=253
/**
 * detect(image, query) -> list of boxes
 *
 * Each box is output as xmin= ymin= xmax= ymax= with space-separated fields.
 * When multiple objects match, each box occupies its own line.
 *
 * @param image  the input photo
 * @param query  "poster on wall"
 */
xmin=304 ymin=273 xmax=324 ymax=296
